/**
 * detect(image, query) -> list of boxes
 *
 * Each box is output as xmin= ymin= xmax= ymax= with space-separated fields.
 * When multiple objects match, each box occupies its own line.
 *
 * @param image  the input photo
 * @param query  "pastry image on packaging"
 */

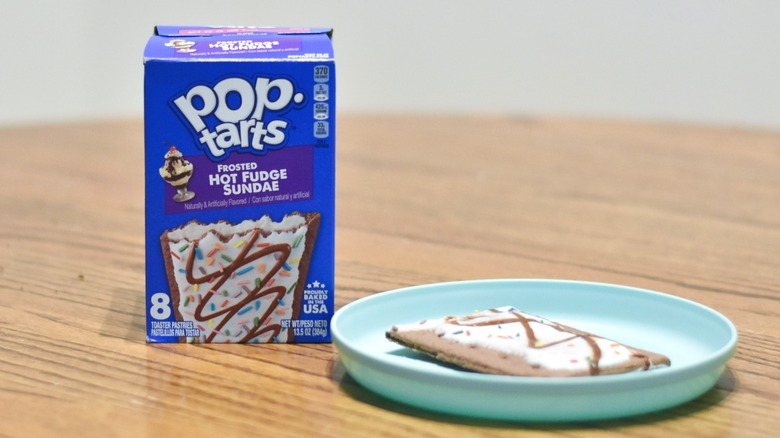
xmin=387 ymin=306 xmax=671 ymax=377
xmin=161 ymin=212 xmax=320 ymax=343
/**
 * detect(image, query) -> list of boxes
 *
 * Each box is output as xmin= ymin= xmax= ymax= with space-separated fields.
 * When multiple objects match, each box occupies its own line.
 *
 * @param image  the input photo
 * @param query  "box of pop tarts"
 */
xmin=143 ymin=26 xmax=335 ymax=343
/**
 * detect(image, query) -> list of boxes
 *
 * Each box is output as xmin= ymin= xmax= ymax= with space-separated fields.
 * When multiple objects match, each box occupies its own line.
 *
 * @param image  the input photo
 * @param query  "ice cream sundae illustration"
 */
xmin=164 ymin=39 xmax=196 ymax=53
xmin=159 ymin=146 xmax=195 ymax=202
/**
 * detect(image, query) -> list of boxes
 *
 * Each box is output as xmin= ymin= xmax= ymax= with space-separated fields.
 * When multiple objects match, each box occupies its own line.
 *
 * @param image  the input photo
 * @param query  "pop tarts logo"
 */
xmin=173 ymin=76 xmax=305 ymax=160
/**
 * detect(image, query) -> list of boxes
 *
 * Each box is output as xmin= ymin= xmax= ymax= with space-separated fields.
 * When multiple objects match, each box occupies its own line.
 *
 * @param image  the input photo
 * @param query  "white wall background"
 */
xmin=1 ymin=0 xmax=779 ymax=130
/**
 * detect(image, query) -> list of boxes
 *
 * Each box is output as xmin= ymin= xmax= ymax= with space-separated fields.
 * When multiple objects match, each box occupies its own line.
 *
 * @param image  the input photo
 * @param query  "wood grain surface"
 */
xmin=0 ymin=116 xmax=778 ymax=436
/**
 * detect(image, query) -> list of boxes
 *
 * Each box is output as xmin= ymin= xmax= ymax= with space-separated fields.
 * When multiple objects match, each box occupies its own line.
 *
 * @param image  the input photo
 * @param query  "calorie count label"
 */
xmin=314 ymin=65 xmax=330 ymax=82
xmin=313 ymin=65 xmax=330 ymax=139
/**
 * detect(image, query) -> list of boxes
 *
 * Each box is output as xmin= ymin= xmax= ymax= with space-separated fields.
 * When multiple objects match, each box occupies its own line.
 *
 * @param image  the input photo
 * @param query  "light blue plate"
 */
xmin=331 ymin=279 xmax=737 ymax=422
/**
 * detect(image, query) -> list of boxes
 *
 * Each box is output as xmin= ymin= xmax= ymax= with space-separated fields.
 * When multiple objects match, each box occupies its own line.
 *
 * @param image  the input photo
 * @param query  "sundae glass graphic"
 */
xmin=164 ymin=39 xmax=196 ymax=53
xmin=159 ymin=146 xmax=195 ymax=202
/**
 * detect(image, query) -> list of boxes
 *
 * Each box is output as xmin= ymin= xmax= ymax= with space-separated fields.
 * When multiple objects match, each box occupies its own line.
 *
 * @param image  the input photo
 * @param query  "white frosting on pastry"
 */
xmin=394 ymin=306 xmax=652 ymax=374
xmin=165 ymin=214 xmax=310 ymax=343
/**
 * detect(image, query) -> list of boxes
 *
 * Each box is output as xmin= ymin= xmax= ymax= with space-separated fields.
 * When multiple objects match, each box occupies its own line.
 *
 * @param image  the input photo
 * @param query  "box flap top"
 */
xmin=154 ymin=25 xmax=333 ymax=37
xmin=144 ymin=25 xmax=334 ymax=62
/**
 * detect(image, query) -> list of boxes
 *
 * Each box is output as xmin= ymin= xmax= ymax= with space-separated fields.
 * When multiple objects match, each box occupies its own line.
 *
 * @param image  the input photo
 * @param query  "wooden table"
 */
xmin=1 ymin=116 xmax=778 ymax=436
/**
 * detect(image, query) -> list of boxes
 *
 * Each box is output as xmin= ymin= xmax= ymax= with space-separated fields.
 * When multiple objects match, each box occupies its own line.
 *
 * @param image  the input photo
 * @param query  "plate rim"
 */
xmin=331 ymin=278 xmax=738 ymax=419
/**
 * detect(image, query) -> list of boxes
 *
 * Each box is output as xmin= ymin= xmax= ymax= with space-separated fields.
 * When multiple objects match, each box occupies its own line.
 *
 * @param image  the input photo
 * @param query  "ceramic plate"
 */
xmin=331 ymin=279 xmax=737 ymax=422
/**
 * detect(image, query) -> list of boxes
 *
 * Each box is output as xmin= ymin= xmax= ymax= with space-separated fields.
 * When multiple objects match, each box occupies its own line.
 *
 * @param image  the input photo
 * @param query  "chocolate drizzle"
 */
xmin=163 ymin=156 xmax=192 ymax=180
xmin=184 ymin=229 xmax=291 ymax=343
xmin=633 ymin=353 xmax=652 ymax=370
xmin=446 ymin=308 xmax=609 ymax=375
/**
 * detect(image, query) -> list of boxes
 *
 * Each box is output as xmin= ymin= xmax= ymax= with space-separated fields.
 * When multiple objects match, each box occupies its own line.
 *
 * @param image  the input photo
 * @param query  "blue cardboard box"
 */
xmin=144 ymin=26 xmax=335 ymax=343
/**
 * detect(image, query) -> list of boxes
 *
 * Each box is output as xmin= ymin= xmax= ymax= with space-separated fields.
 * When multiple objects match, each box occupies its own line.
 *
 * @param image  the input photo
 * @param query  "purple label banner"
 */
xmin=168 ymin=36 xmax=303 ymax=59
xmin=163 ymin=145 xmax=313 ymax=214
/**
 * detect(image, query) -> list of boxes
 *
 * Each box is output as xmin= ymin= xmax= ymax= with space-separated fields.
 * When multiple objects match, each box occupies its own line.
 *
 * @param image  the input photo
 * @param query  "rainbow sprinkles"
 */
xmin=161 ymin=212 xmax=320 ymax=343
xmin=386 ymin=306 xmax=671 ymax=377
